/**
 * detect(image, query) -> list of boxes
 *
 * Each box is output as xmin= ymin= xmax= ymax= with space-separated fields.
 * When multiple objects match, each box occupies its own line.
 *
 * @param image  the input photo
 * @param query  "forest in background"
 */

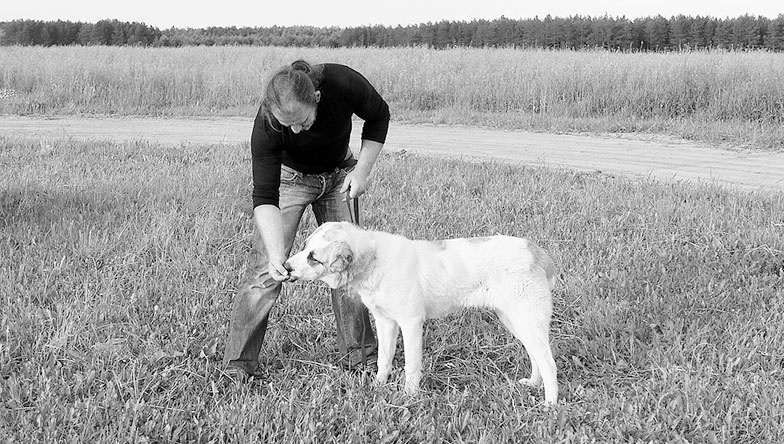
xmin=1 ymin=14 xmax=784 ymax=51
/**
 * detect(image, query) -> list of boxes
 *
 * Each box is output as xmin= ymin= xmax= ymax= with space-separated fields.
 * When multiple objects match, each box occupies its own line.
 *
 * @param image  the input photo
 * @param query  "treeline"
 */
xmin=160 ymin=15 xmax=784 ymax=51
xmin=2 ymin=14 xmax=784 ymax=51
xmin=0 ymin=19 xmax=161 ymax=46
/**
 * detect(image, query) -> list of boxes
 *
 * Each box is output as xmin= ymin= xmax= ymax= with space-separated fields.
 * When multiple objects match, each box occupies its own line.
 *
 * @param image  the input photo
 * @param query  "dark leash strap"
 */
xmin=345 ymin=192 xmax=360 ymax=226
xmin=344 ymin=192 xmax=368 ymax=368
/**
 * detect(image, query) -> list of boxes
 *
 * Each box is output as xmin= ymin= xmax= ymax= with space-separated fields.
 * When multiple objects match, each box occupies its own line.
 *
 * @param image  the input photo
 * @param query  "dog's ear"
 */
xmin=328 ymin=241 xmax=353 ymax=273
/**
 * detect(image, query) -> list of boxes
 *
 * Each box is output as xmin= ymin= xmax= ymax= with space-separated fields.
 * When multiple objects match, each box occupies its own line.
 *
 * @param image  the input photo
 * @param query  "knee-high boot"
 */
xmin=330 ymin=287 xmax=377 ymax=368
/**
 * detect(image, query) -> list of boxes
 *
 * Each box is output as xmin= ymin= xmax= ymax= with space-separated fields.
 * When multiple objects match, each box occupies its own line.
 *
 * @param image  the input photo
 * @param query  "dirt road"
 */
xmin=2 ymin=116 xmax=782 ymax=192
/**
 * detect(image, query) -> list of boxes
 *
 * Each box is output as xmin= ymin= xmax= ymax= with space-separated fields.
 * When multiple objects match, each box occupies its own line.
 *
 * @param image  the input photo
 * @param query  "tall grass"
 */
xmin=1 ymin=46 xmax=783 ymax=149
xmin=2 ymin=136 xmax=783 ymax=442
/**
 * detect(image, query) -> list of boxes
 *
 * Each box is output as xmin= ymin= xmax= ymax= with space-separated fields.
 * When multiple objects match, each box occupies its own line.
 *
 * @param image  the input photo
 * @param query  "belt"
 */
xmin=282 ymin=153 xmax=358 ymax=177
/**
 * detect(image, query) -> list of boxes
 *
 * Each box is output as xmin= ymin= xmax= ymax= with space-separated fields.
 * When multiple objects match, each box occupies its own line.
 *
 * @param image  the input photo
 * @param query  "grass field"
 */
xmin=1 ymin=46 xmax=783 ymax=150
xmin=1 ymin=134 xmax=783 ymax=442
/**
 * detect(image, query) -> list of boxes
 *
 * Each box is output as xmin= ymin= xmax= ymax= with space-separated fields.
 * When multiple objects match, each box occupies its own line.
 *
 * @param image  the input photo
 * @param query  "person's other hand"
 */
xmin=340 ymin=169 xmax=369 ymax=199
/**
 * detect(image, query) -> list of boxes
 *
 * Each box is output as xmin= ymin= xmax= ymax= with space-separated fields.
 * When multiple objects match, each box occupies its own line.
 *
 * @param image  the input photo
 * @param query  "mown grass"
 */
xmin=1 ymin=46 xmax=783 ymax=150
xmin=1 ymin=136 xmax=782 ymax=442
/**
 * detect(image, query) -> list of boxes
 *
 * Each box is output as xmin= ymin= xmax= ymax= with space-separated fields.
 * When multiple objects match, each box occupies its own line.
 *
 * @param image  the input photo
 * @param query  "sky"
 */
xmin=1 ymin=0 xmax=781 ymax=29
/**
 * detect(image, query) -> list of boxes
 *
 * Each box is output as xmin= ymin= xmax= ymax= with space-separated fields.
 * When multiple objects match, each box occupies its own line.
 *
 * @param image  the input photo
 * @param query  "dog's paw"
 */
xmin=374 ymin=372 xmax=390 ymax=386
xmin=518 ymin=377 xmax=543 ymax=388
xmin=403 ymin=383 xmax=421 ymax=396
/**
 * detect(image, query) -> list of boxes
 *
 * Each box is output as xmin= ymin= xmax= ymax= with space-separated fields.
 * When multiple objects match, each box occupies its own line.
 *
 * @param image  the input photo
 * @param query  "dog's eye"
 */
xmin=307 ymin=251 xmax=323 ymax=265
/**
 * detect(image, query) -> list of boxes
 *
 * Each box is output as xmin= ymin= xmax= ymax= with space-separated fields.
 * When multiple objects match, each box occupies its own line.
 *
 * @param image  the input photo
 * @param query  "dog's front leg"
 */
xmin=374 ymin=315 xmax=399 ymax=385
xmin=400 ymin=319 xmax=425 ymax=395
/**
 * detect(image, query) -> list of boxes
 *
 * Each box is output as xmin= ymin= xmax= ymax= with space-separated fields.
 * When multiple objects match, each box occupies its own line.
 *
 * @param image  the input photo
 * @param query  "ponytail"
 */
xmin=290 ymin=60 xmax=312 ymax=75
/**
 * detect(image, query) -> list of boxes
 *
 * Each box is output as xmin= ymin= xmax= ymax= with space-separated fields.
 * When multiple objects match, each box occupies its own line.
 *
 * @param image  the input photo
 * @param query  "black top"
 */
xmin=250 ymin=63 xmax=390 ymax=208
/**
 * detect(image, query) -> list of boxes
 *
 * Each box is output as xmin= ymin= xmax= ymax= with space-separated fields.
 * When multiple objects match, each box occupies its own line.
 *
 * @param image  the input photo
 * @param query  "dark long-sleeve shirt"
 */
xmin=251 ymin=63 xmax=390 ymax=208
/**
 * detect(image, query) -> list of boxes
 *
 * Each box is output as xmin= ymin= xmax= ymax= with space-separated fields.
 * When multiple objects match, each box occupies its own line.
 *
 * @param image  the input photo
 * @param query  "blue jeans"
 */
xmin=223 ymin=164 xmax=377 ymax=374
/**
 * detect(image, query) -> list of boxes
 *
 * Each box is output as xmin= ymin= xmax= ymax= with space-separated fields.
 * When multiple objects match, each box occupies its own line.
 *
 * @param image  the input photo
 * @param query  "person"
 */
xmin=223 ymin=60 xmax=389 ymax=377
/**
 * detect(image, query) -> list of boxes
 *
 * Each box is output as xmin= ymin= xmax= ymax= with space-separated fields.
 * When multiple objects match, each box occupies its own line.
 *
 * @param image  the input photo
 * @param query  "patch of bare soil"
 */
xmin=2 ymin=116 xmax=782 ymax=192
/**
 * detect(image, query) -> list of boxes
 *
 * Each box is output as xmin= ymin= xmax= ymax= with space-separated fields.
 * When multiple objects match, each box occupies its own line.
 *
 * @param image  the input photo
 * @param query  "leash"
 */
xmin=344 ymin=192 xmax=360 ymax=226
xmin=344 ymin=192 xmax=369 ymax=368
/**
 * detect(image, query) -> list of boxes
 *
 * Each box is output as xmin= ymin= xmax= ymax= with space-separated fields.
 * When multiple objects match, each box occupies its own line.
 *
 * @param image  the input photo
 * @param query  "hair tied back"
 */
xmin=290 ymin=60 xmax=312 ymax=74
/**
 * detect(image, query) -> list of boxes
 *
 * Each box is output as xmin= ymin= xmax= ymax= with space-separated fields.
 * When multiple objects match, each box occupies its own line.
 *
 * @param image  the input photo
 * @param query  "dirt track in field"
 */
xmin=2 ymin=115 xmax=783 ymax=192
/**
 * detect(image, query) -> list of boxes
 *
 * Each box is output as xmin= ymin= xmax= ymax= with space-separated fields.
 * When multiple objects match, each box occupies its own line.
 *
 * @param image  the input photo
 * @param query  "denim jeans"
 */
xmin=223 ymin=163 xmax=377 ymax=374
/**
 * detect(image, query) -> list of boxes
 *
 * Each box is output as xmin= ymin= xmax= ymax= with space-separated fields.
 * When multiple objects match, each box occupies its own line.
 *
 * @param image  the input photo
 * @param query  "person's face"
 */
xmin=273 ymin=91 xmax=320 ymax=134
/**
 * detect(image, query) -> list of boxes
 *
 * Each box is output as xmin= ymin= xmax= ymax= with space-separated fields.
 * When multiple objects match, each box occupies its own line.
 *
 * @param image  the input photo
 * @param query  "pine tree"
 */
xmin=765 ymin=15 xmax=784 ymax=50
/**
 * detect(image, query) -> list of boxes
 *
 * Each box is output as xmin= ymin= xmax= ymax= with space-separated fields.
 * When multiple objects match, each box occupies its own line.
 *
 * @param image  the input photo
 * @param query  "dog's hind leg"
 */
xmin=496 ymin=310 xmax=541 ymax=386
xmin=520 ymin=352 xmax=543 ymax=387
xmin=374 ymin=314 xmax=400 ymax=385
xmin=520 ymin=329 xmax=558 ymax=405
xmin=399 ymin=319 xmax=425 ymax=395
xmin=497 ymin=307 xmax=558 ymax=405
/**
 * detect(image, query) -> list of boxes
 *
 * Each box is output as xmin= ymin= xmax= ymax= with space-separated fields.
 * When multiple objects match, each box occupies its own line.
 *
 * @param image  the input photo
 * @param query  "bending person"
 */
xmin=224 ymin=60 xmax=389 ymax=376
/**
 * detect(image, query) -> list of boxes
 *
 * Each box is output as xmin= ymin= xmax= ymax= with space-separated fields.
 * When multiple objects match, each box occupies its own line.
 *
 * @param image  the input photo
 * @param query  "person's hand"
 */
xmin=268 ymin=256 xmax=290 ymax=282
xmin=340 ymin=169 xmax=369 ymax=199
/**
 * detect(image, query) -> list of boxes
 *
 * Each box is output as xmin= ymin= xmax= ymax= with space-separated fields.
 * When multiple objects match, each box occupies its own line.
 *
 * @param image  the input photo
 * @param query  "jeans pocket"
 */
xmin=280 ymin=165 xmax=301 ymax=183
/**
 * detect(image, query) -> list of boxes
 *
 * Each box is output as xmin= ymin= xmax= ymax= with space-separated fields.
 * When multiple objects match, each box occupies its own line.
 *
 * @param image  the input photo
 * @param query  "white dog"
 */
xmin=285 ymin=221 xmax=558 ymax=404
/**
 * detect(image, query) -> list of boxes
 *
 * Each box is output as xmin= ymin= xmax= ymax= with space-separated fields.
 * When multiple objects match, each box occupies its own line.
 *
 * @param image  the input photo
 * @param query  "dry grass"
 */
xmin=1 ymin=46 xmax=783 ymax=150
xmin=2 ymin=136 xmax=783 ymax=442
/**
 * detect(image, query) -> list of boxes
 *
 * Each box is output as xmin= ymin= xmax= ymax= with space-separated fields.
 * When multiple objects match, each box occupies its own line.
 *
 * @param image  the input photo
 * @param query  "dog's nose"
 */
xmin=283 ymin=261 xmax=293 ymax=273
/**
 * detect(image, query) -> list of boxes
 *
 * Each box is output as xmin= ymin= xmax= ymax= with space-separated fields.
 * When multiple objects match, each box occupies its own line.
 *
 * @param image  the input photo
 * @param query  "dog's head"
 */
xmin=285 ymin=221 xmax=363 ymax=289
